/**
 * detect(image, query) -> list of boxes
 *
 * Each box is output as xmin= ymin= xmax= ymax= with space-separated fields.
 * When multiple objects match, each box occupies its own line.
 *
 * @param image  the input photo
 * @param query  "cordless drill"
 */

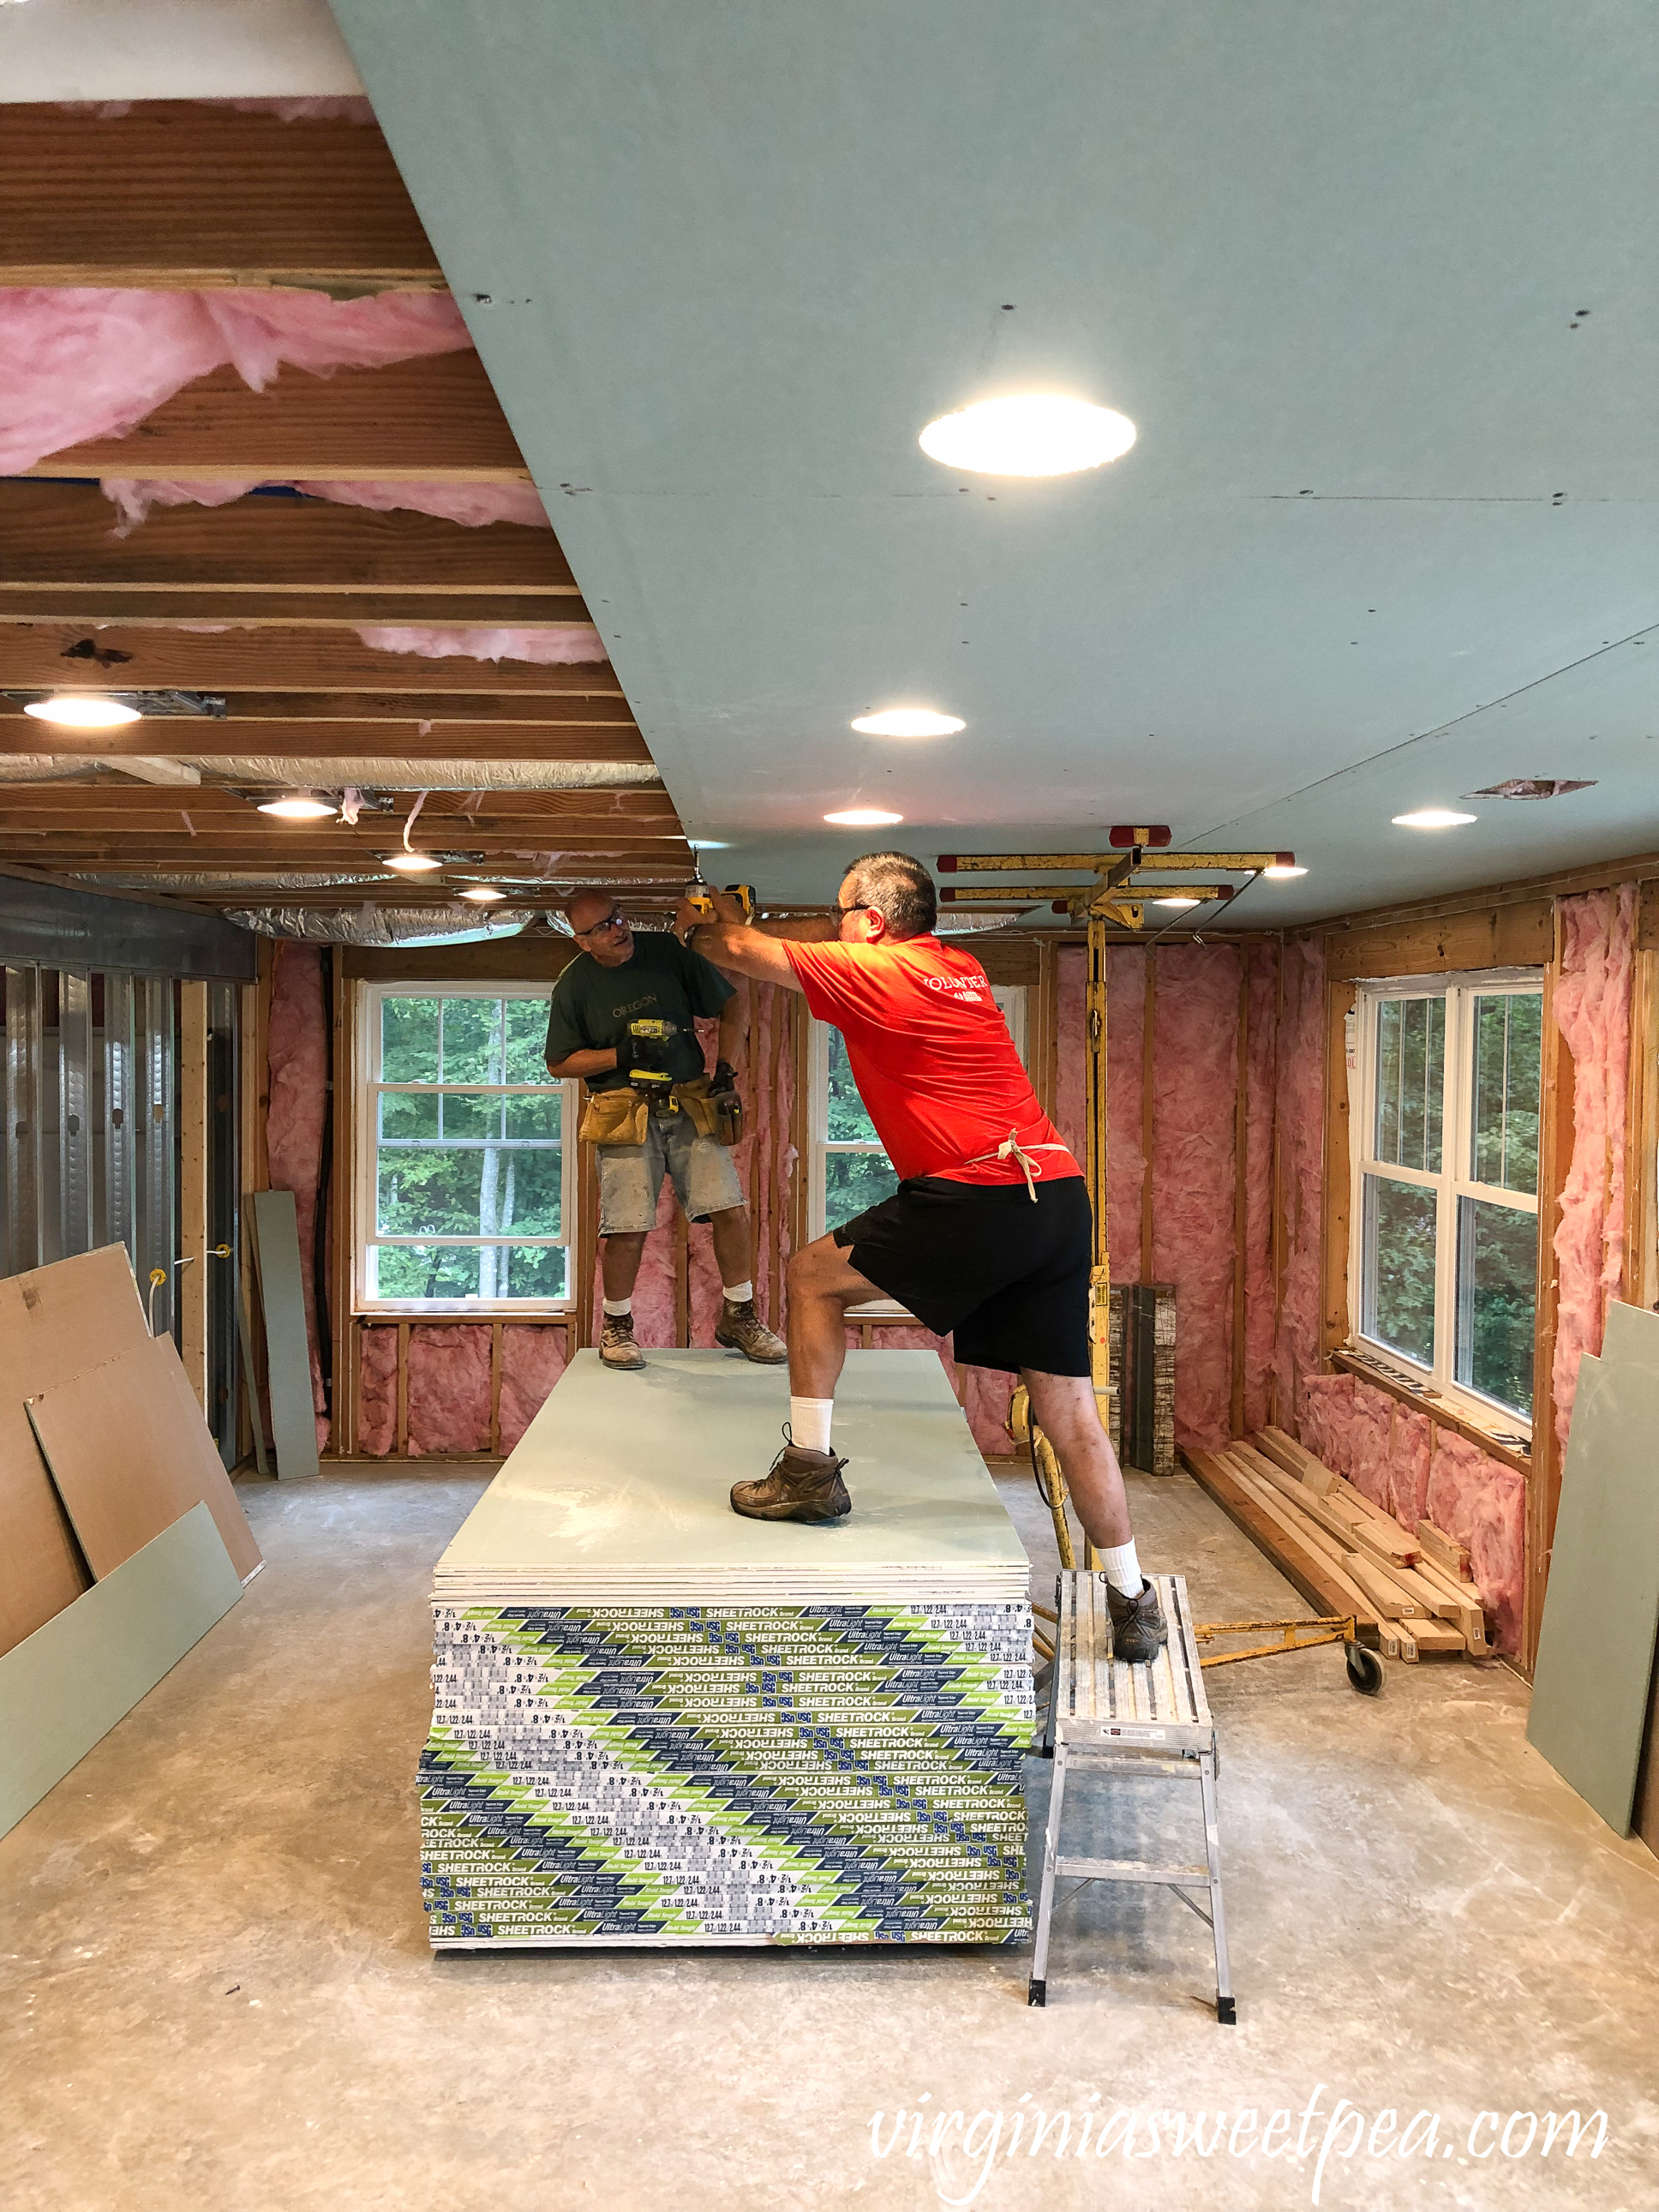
xmin=625 ymin=1017 xmax=680 ymax=1106
xmin=685 ymin=878 xmax=756 ymax=922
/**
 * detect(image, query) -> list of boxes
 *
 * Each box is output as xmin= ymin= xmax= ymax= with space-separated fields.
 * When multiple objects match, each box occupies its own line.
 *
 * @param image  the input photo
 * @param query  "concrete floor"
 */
xmin=4 ymin=1454 xmax=1657 ymax=2212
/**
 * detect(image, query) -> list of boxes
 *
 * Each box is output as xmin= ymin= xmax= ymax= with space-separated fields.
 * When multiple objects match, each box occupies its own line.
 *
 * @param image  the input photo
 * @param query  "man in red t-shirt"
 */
xmin=674 ymin=851 xmax=1166 ymax=1662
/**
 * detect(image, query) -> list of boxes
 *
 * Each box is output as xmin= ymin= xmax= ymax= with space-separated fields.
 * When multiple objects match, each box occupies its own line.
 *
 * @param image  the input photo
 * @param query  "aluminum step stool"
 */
xmin=1029 ymin=1572 xmax=1235 ymax=2021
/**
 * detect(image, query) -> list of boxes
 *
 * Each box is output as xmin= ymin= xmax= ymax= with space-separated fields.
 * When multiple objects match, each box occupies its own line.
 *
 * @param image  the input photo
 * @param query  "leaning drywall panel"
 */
xmin=250 ymin=1189 xmax=322 ymax=1480
xmin=0 ymin=1502 xmax=243 ymax=1842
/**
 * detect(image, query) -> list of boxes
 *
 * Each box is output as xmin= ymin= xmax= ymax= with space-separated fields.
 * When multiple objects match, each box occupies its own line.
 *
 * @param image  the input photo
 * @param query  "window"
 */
xmin=1352 ymin=973 xmax=1542 ymax=1423
xmin=357 ymin=986 xmax=575 ymax=1310
xmin=807 ymin=986 xmax=1028 ymax=1240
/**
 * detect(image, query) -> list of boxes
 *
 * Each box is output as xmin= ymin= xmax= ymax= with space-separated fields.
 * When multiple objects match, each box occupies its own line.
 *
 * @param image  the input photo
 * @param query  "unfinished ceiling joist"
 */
xmin=0 ymin=592 xmax=595 ymax=628
xmin=20 ymin=355 xmax=531 ymax=483
xmin=0 ymin=719 xmax=650 ymax=762
xmin=0 ymin=626 xmax=613 ymax=692
xmin=0 ymin=102 xmax=445 ymax=290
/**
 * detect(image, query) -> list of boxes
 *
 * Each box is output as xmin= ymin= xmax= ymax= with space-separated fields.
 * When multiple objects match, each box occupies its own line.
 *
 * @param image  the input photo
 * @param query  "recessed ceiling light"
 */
xmin=257 ymin=792 xmax=337 ymax=820
xmin=824 ymin=808 xmax=904 ymax=828
xmin=919 ymin=394 xmax=1136 ymax=478
xmin=851 ymin=708 xmax=966 ymax=739
xmin=1263 ymin=863 xmax=1309 ymax=878
xmin=458 ymin=884 xmax=506 ymax=903
xmin=24 ymin=694 xmax=142 ymax=729
xmin=383 ymin=850 xmax=443 ymax=872
xmin=1392 ymin=809 xmax=1477 ymax=830
xmin=1154 ymin=895 xmax=1201 ymax=909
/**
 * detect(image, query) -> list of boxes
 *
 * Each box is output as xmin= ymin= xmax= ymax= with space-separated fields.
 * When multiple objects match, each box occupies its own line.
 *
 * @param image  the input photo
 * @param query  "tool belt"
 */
xmin=578 ymin=1076 xmax=742 ymax=1148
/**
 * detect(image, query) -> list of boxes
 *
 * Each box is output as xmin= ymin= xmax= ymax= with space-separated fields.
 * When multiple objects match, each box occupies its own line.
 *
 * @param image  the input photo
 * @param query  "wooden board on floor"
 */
xmin=0 ymin=1502 xmax=243 ymax=1841
xmin=1528 ymin=1306 xmax=1659 ymax=1833
xmin=1183 ymin=1448 xmax=1382 ymax=1645
xmin=27 ymin=1340 xmax=262 ymax=1583
xmin=0 ymin=1245 xmax=155 ymax=1654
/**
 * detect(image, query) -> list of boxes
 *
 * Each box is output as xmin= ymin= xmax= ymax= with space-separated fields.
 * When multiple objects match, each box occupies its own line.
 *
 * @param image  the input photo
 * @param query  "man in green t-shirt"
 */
xmin=545 ymin=887 xmax=786 ymax=1372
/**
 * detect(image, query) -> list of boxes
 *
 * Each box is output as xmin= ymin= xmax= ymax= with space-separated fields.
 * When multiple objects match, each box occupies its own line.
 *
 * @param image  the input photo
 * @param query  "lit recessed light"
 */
xmin=24 ymin=694 xmax=142 ymax=729
xmin=919 ymin=394 xmax=1136 ymax=478
xmin=458 ymin=884 xmax=506 ymax=903
xmin=1263 ymin=863 xmax=1308 ymax=879
xmin=1392 ymin=809 xmax=1477 ymax=830
xmin=384 ymin=850 xmax=443 ymax=873
xmin=824 ymin=808 xmax=904 ymax=828
xmin=257 ymin=791 xmax=337 ymax=820
xmin=851 ymin=708 xmax=966 ymax=739
xmin=1154 ymin=895 xmax=1201 ymax=909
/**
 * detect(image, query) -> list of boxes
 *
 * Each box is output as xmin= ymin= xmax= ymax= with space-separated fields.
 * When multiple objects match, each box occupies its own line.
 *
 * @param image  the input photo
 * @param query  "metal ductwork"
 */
xmin=191 ymin=757 xmax=662 ymax=791
xmin=224 ymin=906 xmax=540 ymax=944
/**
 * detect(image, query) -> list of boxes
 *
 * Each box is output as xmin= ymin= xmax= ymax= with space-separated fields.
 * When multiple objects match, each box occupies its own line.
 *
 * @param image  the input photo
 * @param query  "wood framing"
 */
xmin=0 ymin=678 xmax=628 ymax=718
xmin=178 ymin=980 xmax=210 ymax=1409
xmin=23 ymin=355 xmax=530 ymax=483
xmin=0 ymin=625 xmax=610 ymax=694
xmin=329 ymin=967 xmax=359 ymax=1456
xmin=1325 ymin=898 xmax=1553 ymax=982
xmin=1627 ymin=942 xmax=1659 ymax=1312
xmin=1231 ymin=958 xmax=1249 ymax=1439
xmin=1524 ymin=916 xmax=1572 ymax=1673
xmin=1139 ymin=951 xmax=1155 ymax=1281
xmin=5 ymin=590 xmax=594 ymax=630
xmin=0 ymin=102 xmax=444 ymax=288
xmin=0 ymin=717 xmax=650 ymax=762
xmin=1321 ymin=974 xmax=1357 ymax=1355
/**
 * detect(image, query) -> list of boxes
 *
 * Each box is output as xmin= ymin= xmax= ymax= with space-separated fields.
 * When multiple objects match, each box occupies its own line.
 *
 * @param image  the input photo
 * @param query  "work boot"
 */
xmin=714 ymin=1298 xmax=788 ymax=1364
xmin=731 ymin=1439 xmax=851 ymax=1524
xmin=600 ymin=1314 xmax=646 ymax=1371
xmin=1105 ymin=1575 xmax=1169 ymax=1665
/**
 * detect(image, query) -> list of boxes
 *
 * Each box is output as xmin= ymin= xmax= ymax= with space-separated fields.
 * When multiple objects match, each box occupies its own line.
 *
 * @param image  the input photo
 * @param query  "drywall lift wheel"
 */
xmin=1344 ymin=1641 xmax=1384 ymax=1697
xmin=1027 ymin=1979 xmax=1046 ymax=2008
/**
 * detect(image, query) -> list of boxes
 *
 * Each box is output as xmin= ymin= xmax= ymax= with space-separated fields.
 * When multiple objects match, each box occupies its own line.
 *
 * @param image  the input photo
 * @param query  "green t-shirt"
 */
xmin=543 ymin=932 xmax=734 ymax=1090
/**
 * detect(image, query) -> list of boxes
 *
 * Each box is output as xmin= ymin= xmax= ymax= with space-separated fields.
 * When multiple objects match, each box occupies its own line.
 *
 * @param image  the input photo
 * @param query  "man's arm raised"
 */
xmin=673 ymin=891 xmax=832 ymax=991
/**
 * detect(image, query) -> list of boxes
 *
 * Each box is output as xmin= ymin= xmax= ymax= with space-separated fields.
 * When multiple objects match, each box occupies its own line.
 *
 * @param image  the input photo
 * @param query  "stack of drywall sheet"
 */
xmin=421 ymin=1350 xmax=1033 ymax=1947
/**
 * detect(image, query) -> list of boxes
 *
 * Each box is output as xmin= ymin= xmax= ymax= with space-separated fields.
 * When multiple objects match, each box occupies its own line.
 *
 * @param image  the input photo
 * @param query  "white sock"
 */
xmin=602 ymin=1296 xmax=632 ymax=1318
xmin=1099 ymin=1539 xmax=1143 ymax=1598
xmin=722 ymin=1280 xmax=754 ymax=1306
xmin=789 ymin=1396 xmax=835 ymax=1454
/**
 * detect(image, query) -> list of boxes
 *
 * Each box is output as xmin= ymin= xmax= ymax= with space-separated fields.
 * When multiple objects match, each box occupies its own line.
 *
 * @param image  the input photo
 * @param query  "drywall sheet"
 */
xmin=0 ymin=1245 xmax=155 ymax=1653
xmin=251 ymin=1189 xmax=322 ymax=1481
xmin=1527 ymin=1303 xmax=1659 ymax=1833
xmin=0 ymin=1502 xmax=242 ymax=1841
xmin=27 ymin=1340 xmax=261 ymax=1583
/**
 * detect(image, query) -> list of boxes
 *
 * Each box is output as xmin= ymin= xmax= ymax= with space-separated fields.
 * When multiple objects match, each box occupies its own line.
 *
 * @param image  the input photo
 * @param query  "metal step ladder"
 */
xmin=1029 ymin=1572 xmax=1235 ymax=2021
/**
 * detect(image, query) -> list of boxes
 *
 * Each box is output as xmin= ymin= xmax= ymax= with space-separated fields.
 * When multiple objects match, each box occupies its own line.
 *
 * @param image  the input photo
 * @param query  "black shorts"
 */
xmin=832 ymin=1173 xmax=1092 ymax=1377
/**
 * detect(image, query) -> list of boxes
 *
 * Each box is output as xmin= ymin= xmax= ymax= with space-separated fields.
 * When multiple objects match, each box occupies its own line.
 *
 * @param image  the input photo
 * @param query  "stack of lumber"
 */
xmin=421 ymin=1350 xmax=1033 ymax=1947
xmin=1183 ymin=1429 xmax=1493 ymax=1663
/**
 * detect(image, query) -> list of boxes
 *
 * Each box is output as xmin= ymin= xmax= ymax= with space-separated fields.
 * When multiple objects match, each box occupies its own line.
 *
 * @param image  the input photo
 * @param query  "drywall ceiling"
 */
xmin=284 ymin=9 xmax=1659 ymax=914
xmin=0 ymin=0 xmax=362 ymax=102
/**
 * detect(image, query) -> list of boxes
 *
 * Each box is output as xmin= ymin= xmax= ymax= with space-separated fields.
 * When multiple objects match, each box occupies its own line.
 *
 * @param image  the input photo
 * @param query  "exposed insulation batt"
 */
xmin=498 ymin=1329 xmax=569 ymax=1454
xmin=1392 ymin=1404 xmax=1434 ymax=1532
xmin=1242 ymin=943 xmax=1280 ymax=1435
xmin=1299 ymin=1371 xmax=1357 ymax=1478
xmin=1271 ymin=938 xmax=1327 ymax=1434
xmin=589 ymin=1179 xmax=682 ymax=1348
xmin=354 ymin=624 xmax=606 ymax=663
xmin=1150 ymin=944 xmax=1241 ymax=1451
xmin=405 ymin=1326 xmax=492 ymax=1456
xmin=1551 ymin=884 xmax=1638 ymax=1454
xmin=102 ymin=477 xmax=551 ymax=531
xmin=1425 ymin=1430 xmax=1524 ymax=1655
xmin=265 ymin=943 xmax=331 ymax=1451
xmin=357 ymin=1328 xmax=398 ymax=1457
xmin=0 ymin=286 xmax=471 ymax=474
xmin=1051 ymin=948 xmax=1087 ymax=1171
xmin=1105 ymin=948 xmax=1147 ymax=1283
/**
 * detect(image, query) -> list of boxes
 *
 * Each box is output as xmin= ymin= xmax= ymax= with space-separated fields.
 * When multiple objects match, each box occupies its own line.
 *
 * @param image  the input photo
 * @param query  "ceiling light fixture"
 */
xmin=458 ymin=884 xmax=506 ymax=903
xmin=1392 ymin=808 xmax=1477 ymax=830
xmin=23 ymin=694 xmax=142 ymax=730
xmin=824 ymin=807 xmax=904 ymax=828
xmin=919 ymin=394 xmax=1136 ymax=477
xmin=383 ymin=849 xmax=443 ymax=873
xmin=851 ymin=708 xmax=966 ymax=739
xmin=257 ymin=791 xmax=337 ymax=821
xmin=1263 ymin=863 xmax=1309 ymax=878
xmin=1153 ymin=895 xmax=1201 ymax=909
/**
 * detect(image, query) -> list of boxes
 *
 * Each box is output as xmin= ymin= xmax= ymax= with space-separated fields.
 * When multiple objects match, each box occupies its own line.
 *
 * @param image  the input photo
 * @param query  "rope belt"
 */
xmin=961 ymin=1129 xmax=1073 ymax=1202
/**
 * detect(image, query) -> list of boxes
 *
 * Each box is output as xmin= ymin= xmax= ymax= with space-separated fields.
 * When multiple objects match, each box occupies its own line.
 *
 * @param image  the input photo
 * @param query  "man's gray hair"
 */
xmin=843 ymin=851 xmax=937 ymax=939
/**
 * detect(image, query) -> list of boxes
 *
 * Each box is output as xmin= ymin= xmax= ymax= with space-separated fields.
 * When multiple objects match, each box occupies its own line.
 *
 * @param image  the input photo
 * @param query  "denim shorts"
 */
xmin=596 ymin=1106 xmax=746 ymax=1234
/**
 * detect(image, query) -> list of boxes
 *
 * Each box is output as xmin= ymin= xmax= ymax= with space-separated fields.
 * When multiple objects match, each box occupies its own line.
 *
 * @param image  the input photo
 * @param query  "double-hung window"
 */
xmin=807 ymin=987 xmax=1029 ymax=1238
xmin=358 ymin=985 xmax=575 ymax=1309
xmin=1351 ymin=972 xmax=1543 ymax=1424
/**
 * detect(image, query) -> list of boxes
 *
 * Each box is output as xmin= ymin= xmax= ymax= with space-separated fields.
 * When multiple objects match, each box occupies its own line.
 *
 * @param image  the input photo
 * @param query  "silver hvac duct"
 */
xmin=225 ymin=906 xmax=539 ymax=945
xmin=188 ymin=757 xmax=662 ymax=790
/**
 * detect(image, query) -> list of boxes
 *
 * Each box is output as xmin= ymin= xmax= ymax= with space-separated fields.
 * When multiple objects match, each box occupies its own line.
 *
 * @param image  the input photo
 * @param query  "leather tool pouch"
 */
xmin=578 ymin=1088 xmax=650 ymax=1147
xmin=671 ymin=1076 xmax=722 ymax=1142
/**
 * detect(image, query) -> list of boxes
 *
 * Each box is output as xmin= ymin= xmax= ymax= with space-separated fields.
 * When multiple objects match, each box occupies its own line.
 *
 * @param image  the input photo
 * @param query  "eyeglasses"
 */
xmin=830 ymin=901 xmax=876 ymax=923
xmin=575 ymin=907 xmax=629 ymax=938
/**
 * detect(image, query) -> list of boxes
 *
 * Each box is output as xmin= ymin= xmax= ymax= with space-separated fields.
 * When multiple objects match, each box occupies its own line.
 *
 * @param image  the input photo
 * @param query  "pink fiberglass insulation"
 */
xmin=356 ymin=1328 xmax=398 ymax=1457
xmin=1105 ymin=949 xmax=1147 ymax=1283
xmin=0 ymin=286 xmax=471 ymax=475
xmin=1551 ymin=884 xmax=1638 ymax=1455
xmin=1298 ymin=1372 xmax=1356 ymax=1478
xmin=1392 ymin=1404 xmax=1434 ymax=1531
xmin=1426 ymin=1430 xmax=1524 ymax=1654
xmin=405 ymin=1326 xmax=492 ymax=1456
xmin=1272 ymin=938 xmax=1327 ymax=1436
xmin=1051 ymin=948 xmax=1087 ymax=1168
xmin=1343 ymin=1378 xmax=1398 ymax=1517
xmin=265 ymin=943 xmax=330 ymax=1452
xmin=1241 ymin=943 xmax=1280 ymax=1435
xmin=354 ymin=624 xmax=607 ymax=664
xmin=590 ymin=1178 xmax=681 ymax=1347
xmin=498 ymin=1328 xmax=570 ymax=1454
xmin=102 ymin=477 xmax=551 ymax=531
xmin=1150 ymin=944 xmax=1241 ymax=1452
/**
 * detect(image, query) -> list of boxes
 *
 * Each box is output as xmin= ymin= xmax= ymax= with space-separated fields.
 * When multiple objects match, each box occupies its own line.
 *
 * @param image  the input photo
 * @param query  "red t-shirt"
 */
xmin=784 ymin=935 xmax=1082 ymax=1188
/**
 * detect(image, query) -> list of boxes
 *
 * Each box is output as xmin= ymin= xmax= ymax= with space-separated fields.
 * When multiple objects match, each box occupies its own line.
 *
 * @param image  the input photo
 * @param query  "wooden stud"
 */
xmin=327 ymin=968 xmax=357 ymax=1457
xmin=574 ymin=1140 xmax=599 ymax=1350
xmin=3 ymin=588 xmax=593 ymax=628
xmin=1268 ymin=938 xmax=1289 ymax=1430
xmin=178 ymin=980 xmax=210 ymax=1410
xmin=3 ymin=716 xmax=650 ymax=762
xmin=1524 ymin=909 xmax=1574 ymax=1674
xmin=489 ymin=1322 xmax=504 ymax=1455
xmin=1139 ymin=950 xmax=1156 ymax=1281
xmin=0 ymin=626 xmax=626 ymax=697
xmin=1231 ymin=956 xmax=1250 ymax=1440
xmin=1625 ymin=943 xmax=1659 ymax=1313
xmin=0 ymin=678 xmax=626 ymax=718
xmin=1321 ymin=975 xmax=1357 ymax=1356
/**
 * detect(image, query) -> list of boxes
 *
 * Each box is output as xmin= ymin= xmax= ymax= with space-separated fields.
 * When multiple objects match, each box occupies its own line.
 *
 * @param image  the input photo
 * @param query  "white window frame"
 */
xmin=1348 ymin=968 xmax=1543 ymax=1434
xmin=356 ymin=981 xmax=578 ymax=1315
xmin=807 ymin=987 xmax=1028 ymax=1316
